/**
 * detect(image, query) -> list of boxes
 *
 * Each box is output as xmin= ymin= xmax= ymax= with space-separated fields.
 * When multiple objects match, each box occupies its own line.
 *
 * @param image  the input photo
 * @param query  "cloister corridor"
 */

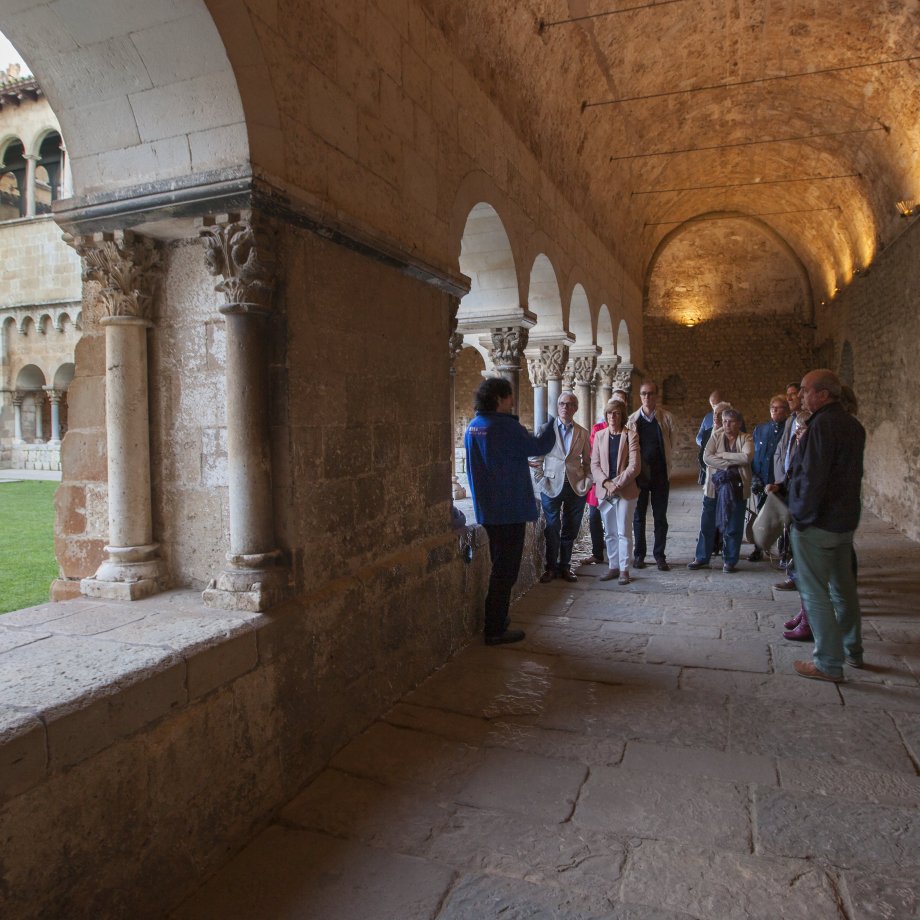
xmin=8 ymin=477 xmax=914 ymax=919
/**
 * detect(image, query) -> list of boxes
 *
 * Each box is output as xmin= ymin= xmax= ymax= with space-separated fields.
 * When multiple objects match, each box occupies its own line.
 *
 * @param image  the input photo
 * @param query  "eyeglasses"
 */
xmin=558 ymin=401 xmax=577 ymax=408
xmin=640 ymin=391 xmax=656 ymax=397
xmin=770 ymin=404 xmax=786 ymax=411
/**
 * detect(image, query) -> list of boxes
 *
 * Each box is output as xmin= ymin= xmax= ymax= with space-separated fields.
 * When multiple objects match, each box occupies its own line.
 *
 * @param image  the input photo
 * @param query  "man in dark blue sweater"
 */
xmin=787 ymin=369 xmax=866 ymax=682
xmin=465 ymin=377 xmax=557 ymax=645
xmin=748 ymin=394 xmax=789 ymax=560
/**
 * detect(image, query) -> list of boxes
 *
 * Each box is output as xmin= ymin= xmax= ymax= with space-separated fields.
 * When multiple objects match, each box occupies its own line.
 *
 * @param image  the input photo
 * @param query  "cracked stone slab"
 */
xmin=522 ymin=626 xmax=648 ymax=661
xmin=777 ymin=756 xmax=920 ymax=805
xmin=21 ymin=605 xmax=151 ymax=636
xmin=549 ymin=658 xmax=681 ymax=691
xmin=171 ymin=826 xmax=455 ymax=920
xmin=889 ymin=711 xmax=920 ymax=770
xmin=770 ymin=642 xmax=920 ymax=688
xmin=384 ymin=702 xmax=494 ymax=747
xmin=729 ymin=700 xmax=917 ymax=774
xmin=645 ymin=635 xmax=770 ymax=672
xmin=423 ymin=805 xmax=625 ymax=898
xmin=329 ymin=722 xmax=482 ymax=794
xmin=538 ymin=684 xmax=731 ymax=751
xmin=843 ymin=869 xmax=920 ymax=919
xmin=838 ymin=680 xmax=920 ymax=712
xmin=280 ymin=768 xmax=455 ymax=854
xmin=0 ymin=600 xmax=107 ymax=627
xmin=453 ymin=746 xmax=588 ymax=821
xmin=482 ymin=719 xmax=626 ymax=766
xmin=597 ymin=620 xmax=722 ymax=640
xmin=622 ymin=740 xmax=777 ymax=786
xmin=0 ymin=626 xmax=50 ymax=655
xmin=755 ymin=787 xmax=920 ymax=869
xmin=680 ymin=667 xmax=841 ymax=706
xmin=620 ymin=838 xmax=842 ymax=920
xmin=573 ymin=765 xmax=752 ymax=851
xmin=661 ymin=605 xmax=758 ymax=630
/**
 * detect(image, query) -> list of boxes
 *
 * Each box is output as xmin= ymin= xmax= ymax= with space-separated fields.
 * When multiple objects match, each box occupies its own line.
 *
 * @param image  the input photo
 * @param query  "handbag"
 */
xmin=752 ymin=491 xmax=792 ymax=550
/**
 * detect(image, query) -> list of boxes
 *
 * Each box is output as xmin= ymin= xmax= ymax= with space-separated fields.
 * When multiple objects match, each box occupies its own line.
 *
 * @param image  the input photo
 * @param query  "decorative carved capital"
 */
xmin=447 ymin=294 xmax=461 ymax=339
xmin=596 ymin=361 xmax=619 ymax=387
xmin=199 ymin=212 xmax=276 ymax=312
xmin=572 ymin=355 xmax=597 ymax=385
xmin=562 ymin=360 xmax=576 ymax=392
xmin=11 ymin=391 xmax=23 ymax=407
xmin=540 ymin=343 xmax=568 ymax=379
xmin=449 ymin=332 xmax=465 ymax=364
xmin=526 ymin=355 xmax=548 ymax=387
xmin=614 ymin=366 xmax=633 ymax=394
xmin=489 ymin=326 xmax=529 ymax=368
xmin=66 ymin=230 xmax=163 ymax=320
xmin=46 ymin=388 xmax=63 ymax=405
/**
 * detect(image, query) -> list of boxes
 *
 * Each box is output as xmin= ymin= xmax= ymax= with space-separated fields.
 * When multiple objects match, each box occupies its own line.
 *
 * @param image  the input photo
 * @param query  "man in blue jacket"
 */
xmin=747 ymin=394 xmax=789 ymax=560
xmin=465 ymin=377 xmax=557 ymax=645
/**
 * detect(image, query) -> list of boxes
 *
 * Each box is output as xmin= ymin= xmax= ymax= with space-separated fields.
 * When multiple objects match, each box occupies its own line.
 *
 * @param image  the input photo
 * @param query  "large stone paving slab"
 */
xmin=755 ymin=787 xmax=920 ymax=869
xmin=843 ymin=869 xmax=920 ymax=920
xmin=645 ymin=635 xmax=770 ymax=672
xmin=171 ymin=826 xmax=455 ymax=920
xmin=573 ymin=765 xmax=752 ymax=851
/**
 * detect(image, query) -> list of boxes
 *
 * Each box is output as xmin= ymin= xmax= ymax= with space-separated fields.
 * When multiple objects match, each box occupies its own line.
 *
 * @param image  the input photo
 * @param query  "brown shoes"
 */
xmin=539 ymin=570 xmax=555 ymax=584
xmin=794 ymin=660 xmax=844 ymax=683
xmin=774 ymin=578 xmax=797 ymax=591
xmin=599 ymin=569 xmax=620 ymax=582
xmin=560 ymin=569 xmax=578 ymax=583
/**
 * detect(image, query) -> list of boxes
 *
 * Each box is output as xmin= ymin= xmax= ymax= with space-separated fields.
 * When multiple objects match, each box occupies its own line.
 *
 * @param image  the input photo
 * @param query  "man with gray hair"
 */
xmin=787 ymin=369 xmax=866 ymax=682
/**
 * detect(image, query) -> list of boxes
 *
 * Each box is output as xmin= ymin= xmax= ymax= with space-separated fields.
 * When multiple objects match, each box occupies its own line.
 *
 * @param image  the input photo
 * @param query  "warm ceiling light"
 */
xmin=896 ymin=199 xmax=917 ymax=217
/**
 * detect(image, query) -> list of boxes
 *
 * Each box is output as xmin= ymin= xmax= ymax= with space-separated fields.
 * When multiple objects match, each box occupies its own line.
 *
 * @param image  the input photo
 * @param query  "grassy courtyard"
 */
xmin=0 ymin=480 xmax=59 ymax=614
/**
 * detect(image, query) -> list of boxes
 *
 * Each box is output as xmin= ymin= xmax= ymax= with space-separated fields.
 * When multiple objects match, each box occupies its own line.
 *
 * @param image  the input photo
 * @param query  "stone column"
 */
xmin=199 ymin=212 xmax=288 ymax=612
xmin=23 ymin=153 xmax=38 ymax=218
xmin=542 ymin=343 xmax=567 ymax=416
xmin=448 ymin=330 xmax=467 ymax=499
xmin=12 ymin=391 xmax=23 ymax=442
xmin=562 ymin=360 xmax=576 ymax=395
xmin=74 ymin=230 xmax=165 ymax=600
xmin=572 ymin=356 xmax=597 ymax=430
xmin=32 ymin=390 xmax=45 ymax=441
xmin=489 ymin=326 xmax=529 ymax=411
xmin=46 ymin=388 xmax=62 ymax=443
xmin=596 ymin=361 xmax=619 ymax=414
xmin=526 ymin=355 xmax=548 ymax=431
xmin=614 ymin=364 xmax=634 ymax=402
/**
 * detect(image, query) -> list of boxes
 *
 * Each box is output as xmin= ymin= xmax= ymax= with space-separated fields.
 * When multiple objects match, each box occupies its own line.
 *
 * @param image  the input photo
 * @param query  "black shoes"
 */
xmin=687 ymin=560 xmax=711 ymax=570
xmin=656 ymin=560 xmax=671 ymax=572
xmin=485 ymin=629 xmax=526 ymax=646
xmin=633 ymin=558 xmax=647 ymax=569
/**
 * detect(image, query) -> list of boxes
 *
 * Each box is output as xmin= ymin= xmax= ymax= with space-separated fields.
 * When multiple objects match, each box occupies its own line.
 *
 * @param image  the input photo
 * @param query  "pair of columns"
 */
xmin=9 ymin=388 xmax=64 ymax=443
xmin=74 ymin=216 xmax=286 ymax=611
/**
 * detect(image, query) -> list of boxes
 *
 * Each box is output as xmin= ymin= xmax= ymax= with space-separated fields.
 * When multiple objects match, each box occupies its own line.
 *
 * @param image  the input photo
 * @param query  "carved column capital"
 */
xmin=11 ymin=391 xmax=23 ymax=407
xmin=44 ymin=388 xmax=63 ymax=405
xmin=448 ymin=332 xmax=465 ymax=365
xmin=561 ymin=360 xmax=576 ymax=392
xmin=489 ymin=326 xmax=529 ymax=369
xmin=572 ymin=355 xmax=597 ymax=385
xmin=447 ymin=294 xmax=461 ymax=339
xmin=540 ymin=343 xmax=568 ymax=380
xmin=66 ymin=230 xmax=163 ymax=321
xmin=526 ymin=355 xmax=548 ymax=387
xmin=596 ymin=361 xmax=619 ymax=387
xmin=198 ymin=212 xmax=277 ymax=314
xmin=614 ymin=364 xmax=634 ymax=394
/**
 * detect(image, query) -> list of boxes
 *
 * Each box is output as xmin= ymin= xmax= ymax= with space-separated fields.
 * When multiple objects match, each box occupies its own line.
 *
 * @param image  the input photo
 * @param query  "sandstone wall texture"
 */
xmin=642 ymin=315 xmax=814 ymax=471
xmin=817 ymin=218 xmax=920 ymax=541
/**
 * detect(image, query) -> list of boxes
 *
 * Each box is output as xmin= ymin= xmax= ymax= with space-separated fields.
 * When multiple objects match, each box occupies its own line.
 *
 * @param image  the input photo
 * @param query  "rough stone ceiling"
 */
xmin=425 ymin=0 xmax=920 ymax=302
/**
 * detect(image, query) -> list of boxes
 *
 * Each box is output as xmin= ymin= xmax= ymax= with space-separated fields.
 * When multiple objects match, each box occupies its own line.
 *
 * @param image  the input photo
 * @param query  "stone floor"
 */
xmin=172 ymin=476 xmax=920 ymax=920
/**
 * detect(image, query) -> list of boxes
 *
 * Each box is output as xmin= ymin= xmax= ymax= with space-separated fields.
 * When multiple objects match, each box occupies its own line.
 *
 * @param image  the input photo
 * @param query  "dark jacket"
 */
xmin=752 ymin=419 xmax=785 ymax=486
xmin=787 ymin=401 xmax=865 ymax=532
xmin=465 ymin=412 xmax=557 ymax=525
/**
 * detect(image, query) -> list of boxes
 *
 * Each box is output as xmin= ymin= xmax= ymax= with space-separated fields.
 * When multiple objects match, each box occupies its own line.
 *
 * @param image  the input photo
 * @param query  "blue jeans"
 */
xmin=541 ymin=481 xmax=587 ymax=573
xmin=791 ymin=526 xmax=862 ymax=677
xmin=695 ymin=495 xmax=746 ymax=566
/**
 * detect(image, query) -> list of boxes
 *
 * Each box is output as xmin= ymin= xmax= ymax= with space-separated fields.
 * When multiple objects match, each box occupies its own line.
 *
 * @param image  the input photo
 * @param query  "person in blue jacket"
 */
xmin=465 ymin=376 xmax=557 ymax=645
xmin=747 ymin=394 xmax=789 ymax=560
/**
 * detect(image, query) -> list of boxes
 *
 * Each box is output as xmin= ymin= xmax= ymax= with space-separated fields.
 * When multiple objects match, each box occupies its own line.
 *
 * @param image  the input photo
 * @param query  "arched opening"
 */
xmin=452 ymin=346 xmax=487 ymax=494
xmin=35 ymin=130 xmax=64 ymax=213
xmin=15 ymin=362 xmax=45 ymax=442
xmin=0 ymin=137 xmax=24 ymax=218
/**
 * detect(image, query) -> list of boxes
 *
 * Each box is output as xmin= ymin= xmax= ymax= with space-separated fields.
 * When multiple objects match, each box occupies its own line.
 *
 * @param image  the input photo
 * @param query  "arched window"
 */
xmin=0 ymin=139 xmax=26 ymax=219
xmin=36 ymin=132 xmax=64 ymax=213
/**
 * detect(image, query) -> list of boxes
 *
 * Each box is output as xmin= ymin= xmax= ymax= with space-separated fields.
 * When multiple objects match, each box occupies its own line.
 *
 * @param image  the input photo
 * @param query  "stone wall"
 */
xmin=642 ymin=315 xmax=814 ymax=470
xmin=816 ymin=219 xmax=920 ymax=540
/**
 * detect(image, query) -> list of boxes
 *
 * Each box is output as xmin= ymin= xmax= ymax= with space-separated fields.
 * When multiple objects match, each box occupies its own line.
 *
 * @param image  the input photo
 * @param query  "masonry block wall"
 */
xmin=643 ymin=315 xmax=814 ymax=470
xmin=818 ymin=219 xmax=920 ymax=540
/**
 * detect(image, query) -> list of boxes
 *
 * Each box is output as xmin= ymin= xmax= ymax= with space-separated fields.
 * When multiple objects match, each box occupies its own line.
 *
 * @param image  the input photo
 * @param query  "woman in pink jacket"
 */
xmin=591 ymin=398 xmax=640 ymax=585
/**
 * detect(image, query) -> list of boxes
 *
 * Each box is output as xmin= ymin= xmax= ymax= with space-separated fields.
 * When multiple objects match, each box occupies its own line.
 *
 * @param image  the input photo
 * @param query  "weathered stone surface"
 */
xmin=622 ymin=740 xmax=777 ymax=786
xmin=844 ymin=869 xmax=920 ymax=920
xmin=574 ymin=765 xmax=751 ymax=851
xmin=0 ymin=707 xmax=47 ymax=800
xmin=454 ymin=747 xmax=588 ymax=821
xmin=777 ymin=757 xmax=920 ymax=805
xmin=645 ymin=635 xmax=769 ymax=672
xmin=0 ymin=627 xmax=50 ymax=654
xmin=755 ymin=787 xmax=920 ymax=869
xmin=171 ymin=826 xmax=455 ymax=920
xmin=620 ymin=839 xmax=842 ymax=919
xmin=680 ymin=667 xmax=841 ymax=706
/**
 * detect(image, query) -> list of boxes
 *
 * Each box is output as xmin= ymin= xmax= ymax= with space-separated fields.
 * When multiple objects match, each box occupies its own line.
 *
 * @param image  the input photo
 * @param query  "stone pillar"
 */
xmin=46 ymin=388 xmax=62 ymax=443
xmin=23 ymin=153 xmax=38 ymax=218
xmin=596 ymin=361 xmax=619 ymax=415
xmin=59 ymin=143 xmax=73 ymax=198
xmin=73 ymin=230 xmax=165 ymax=600
xmin=32 ymin=390 xmax=45 ymax=442
xmin=614 ymin=364 xmax=634 ymax=402
xmin=448 ymin=330 xmax=467 ymax=499
xmin=12 ymin=391 xmax=23 ymax=442
xmin=489 ymin=326 xmax=529 ymax=411
xmin=542 ymin=343 xmax=567 ymax=416
xmin=526 ymin=355 xmax=548 ymax=431
xmin=199 ymin=212 xmax=288 ymax=612
xmin=572 ymin=356 xmax=597 ymax=430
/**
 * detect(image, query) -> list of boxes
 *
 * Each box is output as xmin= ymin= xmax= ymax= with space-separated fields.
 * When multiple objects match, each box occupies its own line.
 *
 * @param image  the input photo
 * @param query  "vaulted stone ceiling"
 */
xmin=424 ymin=0 xmax=920 ymax=303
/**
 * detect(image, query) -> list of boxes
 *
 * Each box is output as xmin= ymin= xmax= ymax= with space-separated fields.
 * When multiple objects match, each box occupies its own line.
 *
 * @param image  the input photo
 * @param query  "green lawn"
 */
xmin=0 ymin=480 xmax=59 ymax=614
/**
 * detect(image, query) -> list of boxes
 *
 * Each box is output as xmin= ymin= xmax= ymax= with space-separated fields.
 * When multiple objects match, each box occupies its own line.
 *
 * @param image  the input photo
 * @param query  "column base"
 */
xmin=202 ymin=551 xmax=290 ymax=612
xmin=80 ymin=545 xmax=165 ymax=601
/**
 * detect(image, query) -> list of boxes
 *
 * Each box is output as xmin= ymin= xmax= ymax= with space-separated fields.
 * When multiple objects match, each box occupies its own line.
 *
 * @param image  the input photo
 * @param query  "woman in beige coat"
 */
xmin=591 ymin=398 xmax=640 ymax=584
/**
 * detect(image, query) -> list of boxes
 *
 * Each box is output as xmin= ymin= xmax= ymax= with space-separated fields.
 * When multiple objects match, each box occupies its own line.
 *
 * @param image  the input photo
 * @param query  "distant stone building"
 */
xmin=0 ymin=63 xmax=80 ymax=470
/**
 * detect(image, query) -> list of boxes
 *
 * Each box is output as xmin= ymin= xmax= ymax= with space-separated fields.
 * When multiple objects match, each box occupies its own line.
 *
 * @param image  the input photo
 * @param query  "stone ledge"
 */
xmin=0 ymin=590 xmax=266 ymax=798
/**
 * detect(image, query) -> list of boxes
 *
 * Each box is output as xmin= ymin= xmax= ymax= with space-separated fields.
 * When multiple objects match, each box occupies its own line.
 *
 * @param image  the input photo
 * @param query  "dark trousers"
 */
xmin=483 ymin=522 xmax=527 ymax=636
xmin=541 ymin=480 xmax=587 ymax=573
xmin=588 ymin=504 xmax=605 ymax=560
xmin=633 ymin=475 xmax=670 ymax=562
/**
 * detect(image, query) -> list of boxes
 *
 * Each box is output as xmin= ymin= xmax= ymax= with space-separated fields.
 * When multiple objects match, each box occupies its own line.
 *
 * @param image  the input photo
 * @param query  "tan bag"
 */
xmin=752 ymin=492 xmax=792 ymax=550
